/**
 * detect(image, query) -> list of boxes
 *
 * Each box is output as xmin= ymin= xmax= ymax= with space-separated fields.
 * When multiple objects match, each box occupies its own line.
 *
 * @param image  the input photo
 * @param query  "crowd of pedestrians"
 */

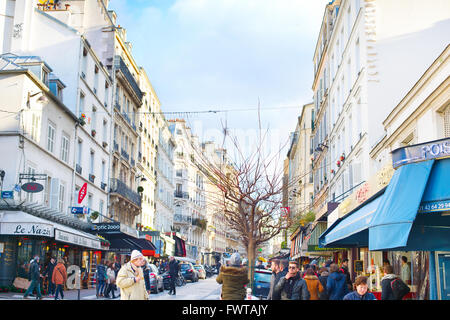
xmin=266 ymin=258 xmax=410 ymax=301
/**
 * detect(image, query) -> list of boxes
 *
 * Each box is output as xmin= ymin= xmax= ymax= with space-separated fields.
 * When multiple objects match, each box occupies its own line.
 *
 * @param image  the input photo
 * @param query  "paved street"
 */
xmin=0 ymin=276 xmax=221 ymax=300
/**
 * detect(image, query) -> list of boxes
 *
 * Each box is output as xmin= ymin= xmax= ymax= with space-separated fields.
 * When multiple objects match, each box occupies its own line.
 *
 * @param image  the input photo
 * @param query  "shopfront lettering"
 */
xmin=392 ymin=138 xmax=450 ymax=168
xmin=11 ymin=223 xmax=52 ymax=237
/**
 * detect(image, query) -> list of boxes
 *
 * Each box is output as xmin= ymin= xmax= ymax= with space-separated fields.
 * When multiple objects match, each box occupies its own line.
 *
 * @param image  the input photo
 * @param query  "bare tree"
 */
xmin=190 ymin=109 xmax=304 ymax=286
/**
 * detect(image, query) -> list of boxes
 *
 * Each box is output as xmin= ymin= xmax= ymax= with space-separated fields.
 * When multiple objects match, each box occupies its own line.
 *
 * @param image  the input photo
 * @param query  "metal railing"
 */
xmin=114 ymin=55 xmax=143 ymax=103
xmin=174 ymin=191 xmax=189 ymax=199
xmin=110 ymin=178 xmax=141 ymax=207
xmin=333 ymin=180 xmax=366 ymax=203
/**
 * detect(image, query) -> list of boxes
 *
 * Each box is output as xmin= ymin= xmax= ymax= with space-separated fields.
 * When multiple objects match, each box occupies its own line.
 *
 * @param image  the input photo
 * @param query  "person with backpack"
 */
xmin=381 ymin=264 xmax=410 ymax=300
xmin=327 ymin=263 xmax=349 ymax=300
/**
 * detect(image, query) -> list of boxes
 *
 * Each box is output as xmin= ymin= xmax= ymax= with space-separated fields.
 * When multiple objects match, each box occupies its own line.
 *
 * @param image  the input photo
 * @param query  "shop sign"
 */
xmin=91 ymin=223 xmax=120 ymax=233
xmin=78 ymin=183 xmax=87 ymax=204
xmin=307 ymin=245 xmax=346 ymax=252
xmin=392 ymin=137 xmax=450 ymax=169
xmin=55 ymin=229 xmax=101 ymax=250
xmin=338 ymin=164 xmax=394 ymax=218
xmin=418 ymin=200 xmax=450 ymax=213
xmin=21 ymin=182 xmax=44 ymax=193
xmin=1 ymin=222 xmax=54 ymax=237
xmin=1 ymin=191 xmax=14 ymax=199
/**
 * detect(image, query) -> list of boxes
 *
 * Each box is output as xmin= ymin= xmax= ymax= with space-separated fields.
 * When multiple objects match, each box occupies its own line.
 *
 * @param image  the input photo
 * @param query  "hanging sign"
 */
xmin=78 ymin=183 xmax=87 ymax=204
xmin=21 ymin=182 xmax=44 ymax=193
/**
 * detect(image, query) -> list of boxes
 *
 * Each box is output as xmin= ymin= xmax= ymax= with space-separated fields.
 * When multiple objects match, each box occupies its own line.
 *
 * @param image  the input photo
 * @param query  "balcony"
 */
xmin=121 ymin=148 xmax=130 ymax=161
xmin=76 ymin=164 xmax=82 ymax=175
xmin=110 ymin=178 xmax=141 ymax=207
xmin=114 ymin=55 xmax=143 ymax=104
xmin=174 ymin=191 xmax=189 ymax=199
xmin=173 ymin=214 xmax=191 ymax=224
xmin=89 ymin=174 xmax=95 ymax=183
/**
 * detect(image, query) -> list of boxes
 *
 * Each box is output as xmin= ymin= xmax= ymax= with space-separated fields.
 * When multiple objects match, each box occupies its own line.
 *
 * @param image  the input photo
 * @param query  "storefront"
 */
xmin=319 ymin=138 xmax=450 ymax=299
xmin=0 ymin=209 xmax=104 ymax=288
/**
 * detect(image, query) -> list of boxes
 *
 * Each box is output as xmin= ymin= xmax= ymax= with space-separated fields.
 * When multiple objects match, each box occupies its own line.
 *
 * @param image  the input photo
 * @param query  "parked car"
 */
xmin=145 ymin=263 xmax=164 ymax=293
xmin=180 ymin=262 xmax=199 ymax=282
xmin=252 ymin=268 xmax=272 ymax=299
xmin=194 ymin=265 xmax=207 ymax=279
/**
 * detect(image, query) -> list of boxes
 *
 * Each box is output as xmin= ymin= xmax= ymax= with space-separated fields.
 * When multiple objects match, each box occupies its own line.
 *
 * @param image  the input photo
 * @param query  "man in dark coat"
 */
xmin=273 ymin=261 xmax=310 ymax=300
xmin=267 ymin=259 xmax=280 ymax=300
xmin=44 ymin=257 xmax=56 ymax=297
xmin=381 ymin=264 xmax=397 ymax=300
xmin=340 ymin=258 xmax=352 ymax=291
xmin=23 ymin=256 xmax=43 ymax=299
xmin=168 ymin=256 xmax=179 ymax=295
xmin=327 ymin=263 xmax=349 ymax=300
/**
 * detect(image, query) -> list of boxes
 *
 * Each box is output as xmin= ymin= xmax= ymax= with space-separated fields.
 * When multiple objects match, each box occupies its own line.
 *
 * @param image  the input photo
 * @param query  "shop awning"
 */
xmin=319 ymin=193 xmax=384 ymax=248
xmin=108 ymin=238 xmax=137 ymax=253
xmin=368 ymin=160 xmax=434 ymax=251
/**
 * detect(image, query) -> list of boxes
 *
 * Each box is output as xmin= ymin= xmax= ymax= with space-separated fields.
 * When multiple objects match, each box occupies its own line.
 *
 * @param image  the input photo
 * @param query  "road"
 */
xmin=0 ymin=275 xmax=222 ymax=300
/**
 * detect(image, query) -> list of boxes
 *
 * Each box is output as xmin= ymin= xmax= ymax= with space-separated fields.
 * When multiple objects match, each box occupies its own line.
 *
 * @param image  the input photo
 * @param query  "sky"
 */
xmin=108 ymin=0 xmax=330 ymax=165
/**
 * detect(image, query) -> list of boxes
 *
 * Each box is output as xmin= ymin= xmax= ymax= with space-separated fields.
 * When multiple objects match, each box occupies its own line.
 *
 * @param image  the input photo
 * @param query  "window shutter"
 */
xmin=50 ymin=178 xmax=60 ymax=209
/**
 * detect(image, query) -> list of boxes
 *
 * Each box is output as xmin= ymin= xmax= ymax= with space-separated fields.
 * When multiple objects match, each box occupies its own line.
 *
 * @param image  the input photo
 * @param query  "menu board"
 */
xmin=354 ymin=260 xmax=364 ymax=273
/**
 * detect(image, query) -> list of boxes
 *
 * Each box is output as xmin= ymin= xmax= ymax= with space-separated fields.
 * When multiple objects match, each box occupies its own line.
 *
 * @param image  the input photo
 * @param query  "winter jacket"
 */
xmin=318 ymin=272 xmax=329 ymax=300
xmin=168 ymin=260 xmax=179 ymax=277
xmin=44 ymin=262 xmax=56 ymax=280
xmin=28 ymin=260 xmax=41 ymax=281
xmin=116 ymin=262 xmax=149 ymax=300
xmin=381 ymin=274 xmax=397 ymax=300
xmin=52 ymin=263 xmax=67 ymax=285
xmin=107 ymin=267 xmax=116 ymax=284
xmin=96 ymin=264 xmax=107 ymax=281
xmin=304 ymin=275 xmax=324 ymax=300
xmin=327 ymin=271 xmax=349 ymax=300
xmin=273 ymin=273 xmax=310 ymax=300
xmin=343 ymin=291 xmax=377 ymax=300
xmin=267 ymin=272 xmax=277 ymax=300
xmin=340 ymin=265 xmax=352 ymax=289
xmin=216 ymin=266 xmax=249 ymax=300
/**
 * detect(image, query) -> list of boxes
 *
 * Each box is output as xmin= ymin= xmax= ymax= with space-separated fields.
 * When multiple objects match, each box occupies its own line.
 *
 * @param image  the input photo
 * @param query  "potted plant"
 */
xmin=102 ymin=141 xmax=108 ymax=148
xmin=91 ymin=129 xmax=96 ymax=137
xmin=331 ymin=169 xmax=335 ymax=174
xmin=137 ymin=186 xmax=144 ymax=193
xmin=90 ymin=211 xmax=99 ymax=221
xmin=337 ymin=160 xmax=341 ymax=167
xmin=340 ymin=154 xmax=345 ymax=161
xmin=79 ymin=114 xmax=86 ymax=126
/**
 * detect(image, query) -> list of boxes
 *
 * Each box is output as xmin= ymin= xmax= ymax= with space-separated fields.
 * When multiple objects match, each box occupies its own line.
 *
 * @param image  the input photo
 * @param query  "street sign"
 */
xmin=78 ymin=183 xmax=87 ymax=204
xmin=71 ymin=207 xmax=90 ymax=215
xmin=21 ymin=182 xmax=44 ymax=193
xmin=1 ymin=191 xmax=13 ymax=199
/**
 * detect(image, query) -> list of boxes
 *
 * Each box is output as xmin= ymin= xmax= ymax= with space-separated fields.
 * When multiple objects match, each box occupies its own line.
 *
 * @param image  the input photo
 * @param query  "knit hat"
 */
xmin=230 ymin=252 xmax=241 ymax=266
xmin=130 ymin=250 xmax=143 ymax=261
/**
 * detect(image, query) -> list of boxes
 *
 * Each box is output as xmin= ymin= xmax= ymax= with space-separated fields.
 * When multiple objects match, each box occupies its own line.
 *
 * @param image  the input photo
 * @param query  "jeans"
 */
xmin=55 ymin=284 xmax=64 ymax=300
xmin=48 ymin=281 xmax=56 ymax=295
xmin=24 ymin=279 xmax=42 ymax=299
xmin=96 ymin=279 xmax=106 ymax=296
xmin=104 ymin=283 xmax=116 ymax=298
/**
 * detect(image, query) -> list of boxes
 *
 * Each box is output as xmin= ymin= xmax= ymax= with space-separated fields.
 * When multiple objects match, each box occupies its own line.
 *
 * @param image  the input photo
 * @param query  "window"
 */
xmin=101 ymin=160 xmax=106 ymax=183
xmin=91 ymin=107 xmax=97 ymax=131
xmin=99 ymin=200 xmax=104 ymax=216
xmin=47 ymin=122 xmax=56 ymax=153
xmin=61 ymin=134 xmax=69 ymax=163
xmin=77 ymin=139 xmax=83 ymax=167
xmin=443 ymin=105 xmax=450 ymax=137
xmin=176 ymin=169 xmax=183 ymax=177
xmin=102 ymin=119 xmax=107 ymax=143
xmin=31 ymin=113 xmax=40 ymax=141
xmin=88 ymin=193 xmax=93 ymax=210
xmin=90 ymin=150 xmax=95 ymax=175
xmin=79 ymin=92 xmax=85 ymax=117
xmin=94 ymin=65 xmax=99 ymax=94
xmin=58 ymin=183 xmax=65 ymax=212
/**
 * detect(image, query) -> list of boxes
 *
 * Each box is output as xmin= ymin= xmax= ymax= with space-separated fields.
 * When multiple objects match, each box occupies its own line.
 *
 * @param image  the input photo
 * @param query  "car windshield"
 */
xmin=180 ymin=264 xmax=190 ymax=270
xmin=254 ymin=272 xmax=271 ymax=283
xmin=194 ymin=266 xmax=203 ymax=270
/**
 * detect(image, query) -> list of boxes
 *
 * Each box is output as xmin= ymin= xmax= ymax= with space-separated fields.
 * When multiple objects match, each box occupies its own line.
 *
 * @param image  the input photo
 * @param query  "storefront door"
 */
xmin=437 ymin=252 xmax=450 ymax=300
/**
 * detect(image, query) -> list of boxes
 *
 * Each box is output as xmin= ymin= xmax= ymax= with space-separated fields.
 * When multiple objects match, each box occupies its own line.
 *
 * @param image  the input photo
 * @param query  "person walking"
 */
xmin=52 ymin=258 xmax=67 ymax=300
xmin=273 ymin=261 xmax=310 ymax=300
xmin=340 ymin=258 xmax=352 ymax=291
xmin=304 ymin=268 xmax=324 ymax=300
xmin=44 ymin=257 xmax=56 ymax=298
xmin=143 ymin=261 xmax=153 ymax=296
xmin=104 ymin=262 xmax=117 ymax=299
xmin=267 ymin=259 xmax=280 ymax=300
xmin=318 ymin=267 xmax=329 ymax=300
xmin=23 ymin=256 xmax=43 ymax=300
xmin=216 ymin=252 xmax=249 ymax=300
xmin=168 ymin=256 xmax=179 ymax=295
xmin=116 ymin=250 xmax=149 ymax=300
xmin=95 ymin=259 xmax=107 ymax=298
xmin=327 ymin=263 xmax=349 ymax=300
xmin=343 ymin=276 xmax=377 ymax=300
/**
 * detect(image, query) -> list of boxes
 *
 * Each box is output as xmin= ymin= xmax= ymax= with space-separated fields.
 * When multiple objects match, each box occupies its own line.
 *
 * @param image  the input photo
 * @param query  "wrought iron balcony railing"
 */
xmin=110 ymin=178 xmax=141 ymax=207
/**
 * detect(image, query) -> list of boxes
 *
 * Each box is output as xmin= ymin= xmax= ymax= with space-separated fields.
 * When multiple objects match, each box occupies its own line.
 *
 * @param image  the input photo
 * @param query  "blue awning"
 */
xmin=319 ymin=194 xmax=384 ymax=248
xmin=368 ymin=160 xmax=435 ymax=251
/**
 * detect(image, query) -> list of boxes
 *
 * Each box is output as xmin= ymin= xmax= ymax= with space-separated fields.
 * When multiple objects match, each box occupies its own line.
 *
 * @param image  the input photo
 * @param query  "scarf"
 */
xmin=284 ymin=273 xmax=301 ymax=299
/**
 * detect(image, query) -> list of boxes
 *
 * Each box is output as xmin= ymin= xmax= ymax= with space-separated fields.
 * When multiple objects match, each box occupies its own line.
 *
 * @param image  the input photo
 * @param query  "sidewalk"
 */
xmin=0 ymin=288 xmax=120 ymax=300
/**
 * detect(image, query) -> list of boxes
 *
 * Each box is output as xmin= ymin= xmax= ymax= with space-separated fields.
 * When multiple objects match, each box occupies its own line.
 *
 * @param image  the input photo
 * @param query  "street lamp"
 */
xmin=315 ymin=143 xmax=329 ymax=153
xmin=26 ymin=91 xmax=48 ymax=108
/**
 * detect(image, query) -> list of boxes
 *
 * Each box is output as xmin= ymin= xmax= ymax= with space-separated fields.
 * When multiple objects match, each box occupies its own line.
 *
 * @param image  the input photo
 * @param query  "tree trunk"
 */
xmin=247 ymin=240 xmax=256 ymax=292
